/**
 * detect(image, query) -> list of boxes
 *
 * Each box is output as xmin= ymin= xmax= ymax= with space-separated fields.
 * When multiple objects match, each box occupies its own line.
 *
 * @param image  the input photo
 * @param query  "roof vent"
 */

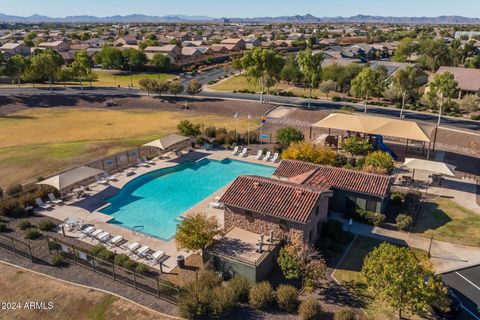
xmin=295 ymin=189 xmax=305 ymax=196
xmin=253 ymin=181 xmax=261 ymax=188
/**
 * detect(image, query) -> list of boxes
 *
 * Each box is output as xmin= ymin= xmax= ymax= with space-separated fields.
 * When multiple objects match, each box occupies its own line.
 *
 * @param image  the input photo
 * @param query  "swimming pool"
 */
xmin=100 ymin=158 xmax=275 ymax=240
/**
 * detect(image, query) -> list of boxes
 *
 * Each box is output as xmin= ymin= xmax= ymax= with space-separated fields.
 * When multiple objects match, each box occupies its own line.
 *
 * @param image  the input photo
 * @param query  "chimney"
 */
xmin=256 ymin=240 xmax=263 ymax=253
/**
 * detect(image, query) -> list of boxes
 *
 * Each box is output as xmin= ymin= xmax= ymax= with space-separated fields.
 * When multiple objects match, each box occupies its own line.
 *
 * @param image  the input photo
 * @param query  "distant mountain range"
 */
xmin=1 ymin=13 xmax=480 ymax=24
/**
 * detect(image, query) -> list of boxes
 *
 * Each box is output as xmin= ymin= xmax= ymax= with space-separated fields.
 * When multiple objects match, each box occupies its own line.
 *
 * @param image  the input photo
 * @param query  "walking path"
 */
xmin=333 ymin=214 xmax=480 ymax=273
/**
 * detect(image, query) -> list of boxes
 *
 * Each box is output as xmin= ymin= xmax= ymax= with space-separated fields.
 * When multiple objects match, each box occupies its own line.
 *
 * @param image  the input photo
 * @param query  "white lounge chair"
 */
xmin=107 ymin=235 xmax=124 ymax=247
xmin=96 ymin=231 xmax=110 ymax=242
xmin=125 ymin=168 xmax=135 ymax=177
xmin=270 ymin=152 xmax=279 ymax=162
xmin=90 ymin=229 xmax=104 ymax=238
xmin=126 ymin=241 xmax=141 ymax=253
xmin=239 ymin=147 xmax=248 ymax=157
xmin=136 ymin=158 xmax=149 ymax=167
xmin=96 ymin=175 xmax=108 ymax=185
xmin=263 ymin=151 xmax=272 ymax=161
xmin=142 ymin=156 xmax=155 ymax=165
xmin=82 ymin=226 xmax=95 ymax=235
xmin=137 ymin=245 xmax=151 ymax=258
xmin=255 ymin=150 xmax=263 ymax=160
xmin=48 ymin=193 xmax=63 ymax=205
xmin=231 ymin=146 xmax=239 ymax=155
xmin=148 ymin=250 xmax=165 ymax=265
xmin=35 ymin=198 xmax=52 ymax=210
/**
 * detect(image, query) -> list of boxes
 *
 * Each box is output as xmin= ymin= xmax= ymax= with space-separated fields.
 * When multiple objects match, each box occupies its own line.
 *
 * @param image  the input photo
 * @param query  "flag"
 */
xmin=233 ymin=112 xmax=238 ymax=119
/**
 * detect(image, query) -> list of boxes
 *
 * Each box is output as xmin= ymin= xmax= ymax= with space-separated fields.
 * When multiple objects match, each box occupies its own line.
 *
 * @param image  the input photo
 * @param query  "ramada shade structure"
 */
xmin=403 ymin=158 xmax=456 ymax=176
xmin=36 ymin=166 xmax=104 ymax=191
xmin=313 ymin=113 xmax=433 ymax=142
xmin=142 ymin=134 xmax=190 ymax=150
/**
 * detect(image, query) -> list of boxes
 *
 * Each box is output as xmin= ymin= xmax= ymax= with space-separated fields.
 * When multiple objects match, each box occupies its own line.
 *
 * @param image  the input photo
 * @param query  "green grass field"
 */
xmin=0 ymin=108 xmax=256 ymax=188
xmin=208 ymin=75 xmax=290 ymax=93
xmin=412 ymin=198 xmax=480 ymax=246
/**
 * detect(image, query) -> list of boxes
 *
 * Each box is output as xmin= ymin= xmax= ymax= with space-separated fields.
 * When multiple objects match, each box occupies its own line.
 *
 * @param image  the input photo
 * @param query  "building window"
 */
xmin=245 ymin=211 xmax=254 ymax=223
xmin=279 ymin=219 xmax=287 ymax=231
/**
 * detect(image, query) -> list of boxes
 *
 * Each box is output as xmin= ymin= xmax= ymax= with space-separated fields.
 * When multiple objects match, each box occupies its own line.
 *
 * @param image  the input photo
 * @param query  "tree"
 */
xmin=392 ymin=37 xmax=415 ymax=62
xmin=241 ymin=47 xmax=284 ymax=102
xmin=230 ymin=57 xmax=243 ymax=75
xmin=122 ymin=48 xmax=147 ymax=87
xmin=94 ymin=46 xmax=124 ymax=69
xmin=391 ymin=66 xmax=419 ymax=118
xmin=318 ymin=79 xmax=337 ymax=98
xmin=175 ymin=213 xmax=221 ymax=252
xmin=418 ymin=38 xmax=451 ymax=72
xmin=4 ymin=54 xmax=27 ymax=94
xmin=281 ymin=141 xmax=336 ymax=166
xmin=72 ymin=50 xmax=93 ymax=94
xmin=168 ymin=80 xmax=184 ymax=96
xmin=280 ymin=53 xmax=303 ymax=85
xmin=362 ymin=243 xmax=449 ymax=319
xmin=177 ymin=119 xmax=201 ymax=137
xmin=138 ymin=78 xmax=157 ymax=97
xmin=151 ymin=54 xmax=171 ymax=75
xmin=341 ymin=137 xmax=372 ymax=156
xmin=427 ymin=72 xmax=458 ymax=125
xmin=30 ymin=49 xmax=63 ymax=92
xmin=186 ymin=79 xmax=202 ymax=98
xmin=363 ymin=151 xmax=395 ymax=174
xmin=350 ymin=66 xmax=388 ymax=113
xmin=276 ymin=127 xmax=305 ymax=148
xmin=459 ymin=94 xmax=480 ymax=113
xmin=465 ymin=56 xmax=480 ymax=69
xmin=298 ymin=48 xmax=323 ymax=108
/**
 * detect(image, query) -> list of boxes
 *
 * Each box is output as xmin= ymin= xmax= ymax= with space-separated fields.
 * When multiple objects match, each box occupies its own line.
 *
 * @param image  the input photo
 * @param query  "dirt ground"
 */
xmin=0 ymin=262 xmax=174 ymax=320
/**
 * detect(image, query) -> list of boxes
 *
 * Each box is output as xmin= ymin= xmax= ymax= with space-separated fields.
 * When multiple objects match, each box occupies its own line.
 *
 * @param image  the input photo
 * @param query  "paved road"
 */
xmin=443 ymin=266 xmax=480 ymax=320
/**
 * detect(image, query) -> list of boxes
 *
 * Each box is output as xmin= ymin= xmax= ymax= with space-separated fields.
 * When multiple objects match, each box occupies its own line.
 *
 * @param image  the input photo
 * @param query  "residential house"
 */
xmin=180 ymin=47 xmax=203 ymax=64
xmin=113 ymin=35 xmax=138 ymax=47
xmin=245 ymin=38 xmax=261 ymax=49
xmin=435 ymin=66 xmax=480 ymax=97
xmin=38 ymin=40 xmax=70 ymax=52
xmin=0 ymin=42 xmax=30 ymax=57
xmin=220 ymin=38 xmax=246 ymax=51
xmin=144 ymin=45 xmax=181 ymax=63
xmin=370 ymin=61 xmax=429 ymax=86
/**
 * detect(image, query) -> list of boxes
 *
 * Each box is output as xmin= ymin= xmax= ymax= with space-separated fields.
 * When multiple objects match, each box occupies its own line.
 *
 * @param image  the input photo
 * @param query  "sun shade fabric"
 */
xmin=142 ymin=134 xmax=190 ymax=150
xmin=403 ymin=158 xmax=456 ymax=176
xmin=36 ymin=166 xmax=104 ymax=191
xmin=312 ymin=113 xmax=433 ymax=142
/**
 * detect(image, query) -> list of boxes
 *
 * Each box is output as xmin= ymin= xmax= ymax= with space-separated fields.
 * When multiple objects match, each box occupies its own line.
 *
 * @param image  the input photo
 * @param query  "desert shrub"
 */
xmin=335 ymin=307 xmax=356 ymax=320
xmin=6 ymin=184 xmax=23 ymax=197
xmin=299 ymin=299 xmax=322 ymax=320
xmin=356 ymin=209 xmax=385 ymax=226
xmin=276 ymin=284 xmax=299 ymax=312
xmin=471 ymin=114 xmax=480 ymax=121
xmin=204 ymin=126 xmax=217 ymax=138
xmin=123 ymin=259 xmax=138 ymax=270
xmin=210 ymin=286 xmax=235 ymax=317
xmin=51 ymin=255 xmax=65 ymax=266
xmin=227 ymin=275 xmax=251 ymax=303
xmin=178 ymin=282 xmax=211 ymax=319
xmin=97 ymin=248 xmax=115 ymax=262
xmin=363 ymin=151 xmax=395 ymax=174
xmin=0 ymin=198 xmax=21 ymax=217
xmin=225 ymin=130 xmax=237 ymax=145
xmin=249 ymin=281 xmax=276 ymax=310
xmin=391 ymin=191 xmax=405 ymax=204
xmin=114 ymin=253 xmax=130 ymax=266
xmin=18 ymin=219 xmax=33 ymax=230
xmin=396 ymin=214 xmax=413 ymax=231
xmin=331 ymin=96 xmax=341 ymax=102
xmin=0 ymin=223 xmax=8 ymax=232
xmin=197 ymin=271 xmax=223 ymax=289
xmin=90 ymin=244 xmax=107 ymax=256
xmin=38 ymin=219 xmax=56 ymax=231
xmin=334 ymin=154 xmax=348 ymax=167
xmin=24 ymin=228 xmax=42 ymax=240
xmin=18 ymin=193 xmax=36 ymax=208
xmin=135 ymin=263 xmax=149 ymax=275
xmin=341 ymin=137 xmax=372 ymax=156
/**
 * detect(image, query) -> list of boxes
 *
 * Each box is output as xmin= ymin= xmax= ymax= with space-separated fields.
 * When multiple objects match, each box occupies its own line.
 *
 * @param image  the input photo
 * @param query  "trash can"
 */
xmin=177 ymin=255 xmax=185 ymax=269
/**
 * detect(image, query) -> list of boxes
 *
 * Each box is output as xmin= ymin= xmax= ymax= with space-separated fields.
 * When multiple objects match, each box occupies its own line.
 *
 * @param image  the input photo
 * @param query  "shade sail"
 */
xmin=403 ymin=158 xmax=456 ymax=176
xmin=313 ymin=113 xmax=433 ymax=142
xmin=142 ymin=134 xmax=190 ymax=150
xmin=37 ymin=166 xmax=104 ymax=191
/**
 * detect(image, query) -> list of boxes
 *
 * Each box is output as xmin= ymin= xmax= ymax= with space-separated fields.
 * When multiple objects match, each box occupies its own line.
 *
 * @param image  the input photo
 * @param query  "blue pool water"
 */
xmin=100 ymin=158 xmax=275 ymax=240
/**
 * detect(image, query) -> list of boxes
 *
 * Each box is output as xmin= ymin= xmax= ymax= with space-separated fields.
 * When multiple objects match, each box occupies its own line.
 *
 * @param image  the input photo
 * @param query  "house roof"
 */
xmin=436 ymin=66 xmax=480 ymax=92
xmin=274 ymin=160 xmax=392 ymax=198
xmin=220 ymin=175 xmax=330 ymax=223
xmin=370 ymin=61 xmax=423 ymax=78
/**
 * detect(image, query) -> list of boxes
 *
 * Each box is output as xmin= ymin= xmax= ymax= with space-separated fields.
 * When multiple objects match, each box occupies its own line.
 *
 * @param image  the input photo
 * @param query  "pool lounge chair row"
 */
xmin=35 ymin=193 xmax=63 ymax=210
xmin=231 ymin=146 xmax=279 ymax=162
xmin=125 ymin=241 xmax=166 ymax=266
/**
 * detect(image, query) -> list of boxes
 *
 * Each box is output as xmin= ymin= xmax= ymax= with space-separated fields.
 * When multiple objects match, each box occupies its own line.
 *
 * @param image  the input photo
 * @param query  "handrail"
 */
xmin=132 ymin=225 xmax=144 ymax=235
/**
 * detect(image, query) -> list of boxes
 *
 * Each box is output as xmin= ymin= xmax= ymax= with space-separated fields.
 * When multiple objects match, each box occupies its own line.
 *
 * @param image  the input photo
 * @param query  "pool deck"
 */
xmin=39 ymin=149 xmax=279 ymax=273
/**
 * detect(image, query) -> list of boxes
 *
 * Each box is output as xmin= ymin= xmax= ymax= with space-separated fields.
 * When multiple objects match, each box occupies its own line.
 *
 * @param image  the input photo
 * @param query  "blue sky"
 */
xmin=1 ymin=0 xmax=479 ymax=18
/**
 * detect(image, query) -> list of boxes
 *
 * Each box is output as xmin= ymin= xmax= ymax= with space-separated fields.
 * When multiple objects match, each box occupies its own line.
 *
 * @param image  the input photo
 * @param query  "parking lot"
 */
xmin=443 ymin=266 xmax=480 ymax=319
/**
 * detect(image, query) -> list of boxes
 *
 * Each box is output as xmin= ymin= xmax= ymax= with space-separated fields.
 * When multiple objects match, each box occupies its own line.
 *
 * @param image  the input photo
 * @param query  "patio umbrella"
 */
xmin=403 ymin=158 xmax=456 ymax=179
xmin=37 ymin=166 xmax=104 ymax=191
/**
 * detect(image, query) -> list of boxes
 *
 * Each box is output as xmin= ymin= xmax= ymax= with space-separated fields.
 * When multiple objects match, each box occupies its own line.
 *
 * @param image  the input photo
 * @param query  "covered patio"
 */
xmin=142 ymin=134 xmax=191 ymax=155
xmin=36 ymin=166 xmax=105 ymax=193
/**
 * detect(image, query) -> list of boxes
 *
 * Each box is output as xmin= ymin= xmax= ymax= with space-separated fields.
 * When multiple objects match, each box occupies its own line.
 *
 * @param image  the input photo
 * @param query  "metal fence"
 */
xmin=46 ymin=236 xmax=179 ymax=303
xmin=0 ymin=233 xmax=34 ymax=262
xmin=87 ymin=146 xmax=157 ymax=174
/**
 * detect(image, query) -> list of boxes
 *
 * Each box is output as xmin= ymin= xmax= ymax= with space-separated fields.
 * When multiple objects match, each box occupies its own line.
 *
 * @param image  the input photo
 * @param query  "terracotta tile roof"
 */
xmin=219 ymin=175 xmax=330 ymax=223
xmin=274 ymin=160 xmax=392 ymax=198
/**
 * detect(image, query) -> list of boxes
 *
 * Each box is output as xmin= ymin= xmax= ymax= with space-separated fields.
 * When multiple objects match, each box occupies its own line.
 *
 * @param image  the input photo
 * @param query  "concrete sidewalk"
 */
xmin=335 ymin=216 xmax=480 ymax=273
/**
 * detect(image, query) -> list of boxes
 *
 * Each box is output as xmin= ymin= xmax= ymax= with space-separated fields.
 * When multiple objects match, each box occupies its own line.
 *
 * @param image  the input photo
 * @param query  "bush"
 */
xmin=0 ymin=223 xmax=8 ymax=232
xmin=0 ymin=187 xmax=3 ymax=199
xmin=227 ymin=275 xmax=251 ymax=303
xmin=335 ymin=307 xmax=356 ymax=320
xmin=390 ymin=191 xmax=405 ymax=204
xmin=90 ymin=244 xmax=107 ymax=256
xmin=363 ymin=151 xmax=395 ymax=174
xmin=210 ymin=286 xmax=235 ymax=317
xmin=299 ymin=299 xmax=322 ymax=320
xmin=249 ymin=281 xmax=276 ymax=310
xmin=123 ymin=259 xmax=138 ymax=271
xmin=356 ymin=209 xmax=385 ymax=226
xmin=51 ymin=255 xmax=65 ymax=266
xmin=204 ymin=126 xmax=217 ymax=138
xmin=276 ymin=127 xmax=305 ymax=148
xmin=334 ymin=154 xmax=348 ymax=167
xmin=332 ymin=96 xmax=341 ymax=102
xmin=178 ymin=281 xmax=211 ymax=319
xmin=18 ymin=193 xmax=36 ymax=208
xmin=114 ymin=253 xmax=130 ymax=266
xmin=38 ymin=219 xmax=56 ymax=231
xmin=0 ymin=198 xmax=21 ymax=217
xmin=471 ymin=114 xmax=480 ymax=121
xmin=24 ymin=228 xmax=42 ymax=240
xmin=135 ymin=263 xmax=149 ymax=275
xmin=396 ymin=214 xmax=413 ymax=231
xmin=18 ymin=219 xmax=33 ymax=230
xmin=276 ymin=284 xmax=299 ymax=312
xmin=6 ymin=184 xmax=23 ymax=197
xmin=97 ymin=248 xmax=115 ymax=262
xmin=341 ymin=137 xmax=371 ymax=156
